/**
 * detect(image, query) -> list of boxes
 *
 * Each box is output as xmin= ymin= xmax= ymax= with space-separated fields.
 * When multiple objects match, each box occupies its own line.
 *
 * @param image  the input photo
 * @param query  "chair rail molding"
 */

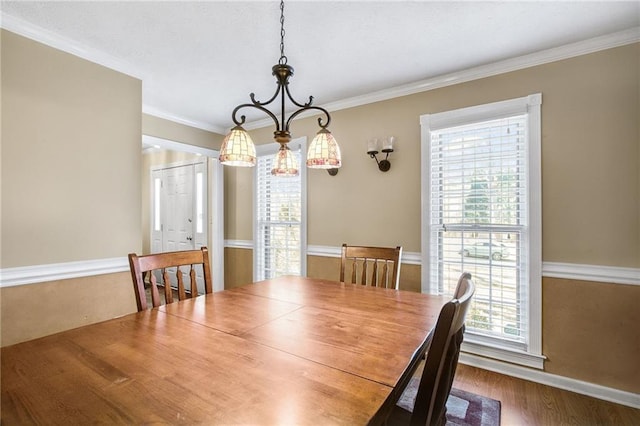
xmin=0 ymin=257 xmax=130 ymax=288
xmin=227 ymin=241 xmax=639 ymax=286
xmin=542 ymin=262 xmax=640 ymax=286
xmin=9 ymin=245 xmax=635 ymax=288
xmin=224 ymin=239 xmax=254 ymax=250
xmin=307 ymin=245 xmax=422 ymax=265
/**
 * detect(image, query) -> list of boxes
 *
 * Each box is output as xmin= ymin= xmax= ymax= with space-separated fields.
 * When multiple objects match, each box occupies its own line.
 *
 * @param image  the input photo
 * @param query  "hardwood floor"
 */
xmin=452 ymin=364 xmax=640 ymax=425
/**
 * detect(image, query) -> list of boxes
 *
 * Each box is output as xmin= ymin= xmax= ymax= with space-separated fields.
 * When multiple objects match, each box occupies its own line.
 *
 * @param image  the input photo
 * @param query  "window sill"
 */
xmin=461 ymin=338 xmax=546 ymax=369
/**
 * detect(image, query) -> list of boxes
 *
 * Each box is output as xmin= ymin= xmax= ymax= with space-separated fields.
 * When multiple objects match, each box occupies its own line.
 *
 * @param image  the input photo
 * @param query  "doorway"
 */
xmin=142 ymin=134 xmax=224 ymax=292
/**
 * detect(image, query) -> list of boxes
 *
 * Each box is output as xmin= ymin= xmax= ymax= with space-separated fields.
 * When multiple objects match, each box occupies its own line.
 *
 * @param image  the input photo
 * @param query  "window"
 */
xmin=254 ymin=139 xmax=307 ymax=281
xmin=196 ymin=171 xmax=204 ymax=233
xmin=153 ymin=177 xmax=161 ymax=232
xmin=421 ymin=94 xmax=543 ymax=368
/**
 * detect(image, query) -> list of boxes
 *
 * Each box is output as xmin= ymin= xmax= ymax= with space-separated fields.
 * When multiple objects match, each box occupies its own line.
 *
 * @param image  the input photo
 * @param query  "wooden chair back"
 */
xmin=339 ymin=244 xmax=402 ymax=289
xmin=410 ymin=272 xmax=475 ymax=426
xmin=128 ymin=247 xmax=213 ymax=311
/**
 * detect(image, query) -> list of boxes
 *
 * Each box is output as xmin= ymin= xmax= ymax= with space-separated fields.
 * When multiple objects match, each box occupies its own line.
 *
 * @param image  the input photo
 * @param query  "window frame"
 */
xmin=420 ymin=94 xmax=544 ymax=368
xmin=253 ymin=138 xmax=307 ymax=282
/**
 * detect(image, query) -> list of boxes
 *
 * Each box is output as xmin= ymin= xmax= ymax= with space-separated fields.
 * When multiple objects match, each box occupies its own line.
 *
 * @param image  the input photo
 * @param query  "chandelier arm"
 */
xmin=232 ymin=103 xmax=281 ymax=130
xmin=285 ymin=105 xmax=331 ymax=131
xmin=249 ymin=84 xmax=283 ymax=107
xmin=283 ymin=83 xmax=314 ymax=108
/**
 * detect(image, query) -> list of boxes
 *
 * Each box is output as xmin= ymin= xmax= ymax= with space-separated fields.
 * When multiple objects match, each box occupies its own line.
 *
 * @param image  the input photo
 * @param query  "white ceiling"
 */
xmin=2 ymin=1 xmax=639 ymax=135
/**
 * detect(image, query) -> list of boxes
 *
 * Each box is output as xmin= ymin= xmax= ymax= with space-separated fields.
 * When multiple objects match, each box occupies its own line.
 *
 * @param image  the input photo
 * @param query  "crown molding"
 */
xmin=0 ymin=11 xmax=146 ymax=80
xmin=0 ymin=12 xmax=225 ymax=134
xmin=245 ymin=27 xmax=640 ymax=131
xmin=3 ymin=11 xmax=637 ymax=139
xmin=142 ymin=105 xmax=226 ymax=135
xmin=325 ymin=27 xmax=640 ymax=113
xmin=142 ymin=134 xmax=219 ymax=157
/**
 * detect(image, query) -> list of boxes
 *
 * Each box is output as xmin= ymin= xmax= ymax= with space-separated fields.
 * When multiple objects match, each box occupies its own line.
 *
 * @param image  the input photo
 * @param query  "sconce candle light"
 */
xmin=367 ymin=137 xmax=395 ymax=172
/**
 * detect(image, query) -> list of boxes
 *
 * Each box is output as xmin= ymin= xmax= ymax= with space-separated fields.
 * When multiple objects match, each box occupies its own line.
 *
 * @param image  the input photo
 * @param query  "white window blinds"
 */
xmin=421 ymin=94 xmax=543 ymax=366
xmin=254 ymin=141 xmax=306 ymax=281
xmin=429 ymin=115 xmax=528 ymax=346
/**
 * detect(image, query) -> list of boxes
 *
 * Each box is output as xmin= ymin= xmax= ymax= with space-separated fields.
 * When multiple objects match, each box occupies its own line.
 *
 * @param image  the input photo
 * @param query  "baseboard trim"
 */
xmin=459 ymin=352 xmax=640 ymax=409
xmin=0 ymin=257 xmax=129 ymax=288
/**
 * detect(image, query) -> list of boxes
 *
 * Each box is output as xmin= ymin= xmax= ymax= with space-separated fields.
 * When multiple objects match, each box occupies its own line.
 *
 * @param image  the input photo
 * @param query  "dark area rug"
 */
xmin=396 ymin=377 xmax=501 ymax=426
xmin=445 ymin=387 xmax=501 ymax=426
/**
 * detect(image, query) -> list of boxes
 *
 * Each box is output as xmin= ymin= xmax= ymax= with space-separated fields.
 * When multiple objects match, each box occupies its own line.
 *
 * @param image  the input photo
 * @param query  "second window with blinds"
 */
xmin=420 ymin=94 xmax=543 ymax=368
xmin=254 ymin=139 xmax=307 ymax=281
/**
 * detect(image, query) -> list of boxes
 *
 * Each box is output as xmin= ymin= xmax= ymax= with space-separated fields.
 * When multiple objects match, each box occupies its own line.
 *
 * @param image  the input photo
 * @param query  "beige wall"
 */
xmin=224 ymin=247 xmax=253 ymax=289
xmin=543 ymin=278 xmax=639 ymax=394
xmin=1 ymin=30 xmax=142 ymax=267
xmin=1 ymin=272 xmax=136 ymax=346
xmin=223 ymin=43 xmax=640 ymax=394
xmin=1 ymin=30 xmax=143 ymax=346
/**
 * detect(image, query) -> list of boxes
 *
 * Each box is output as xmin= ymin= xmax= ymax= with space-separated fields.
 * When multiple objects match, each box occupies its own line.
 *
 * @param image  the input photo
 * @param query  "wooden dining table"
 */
xmin=1 ymin=276 xmax=446 ymax=425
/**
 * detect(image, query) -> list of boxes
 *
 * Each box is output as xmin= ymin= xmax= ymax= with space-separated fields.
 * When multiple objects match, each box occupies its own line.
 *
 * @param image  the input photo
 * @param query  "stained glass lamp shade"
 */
xmin=306 ymin=129 xmax=341 ymax=169
xmin=219 ymin=125 xmax=257 ymax=167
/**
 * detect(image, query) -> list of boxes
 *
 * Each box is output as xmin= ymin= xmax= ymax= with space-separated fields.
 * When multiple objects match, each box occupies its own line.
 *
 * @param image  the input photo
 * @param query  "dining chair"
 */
xmin=128 ymin=247 xmax=213 ymax=311
xmin=421 ymin=271 xmax=473 ymax=355
xmin=340 ymin=243 xmax=403 ymax=289
xmin=388 ymin=272 xmax=475 ymax=426
xmin=453 ymin=271 xmax=472 ymax=299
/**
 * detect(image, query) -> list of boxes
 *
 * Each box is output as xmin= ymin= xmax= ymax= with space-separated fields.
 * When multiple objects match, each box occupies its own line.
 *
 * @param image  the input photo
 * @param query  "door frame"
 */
xmin=142 ymin=134 xmax=224 ymax=292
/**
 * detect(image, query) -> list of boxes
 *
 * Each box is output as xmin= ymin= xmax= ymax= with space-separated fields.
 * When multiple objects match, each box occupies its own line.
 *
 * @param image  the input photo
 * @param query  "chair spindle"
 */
xmin=190 ymin=266 xmax=198 ymax=297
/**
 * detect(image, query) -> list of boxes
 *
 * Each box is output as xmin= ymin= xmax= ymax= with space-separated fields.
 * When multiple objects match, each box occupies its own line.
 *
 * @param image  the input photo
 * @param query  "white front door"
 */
xmin=164 ymin=164 xmax=194 ymax=252
xmin=151 ymin=161 xmax=208 ymax=292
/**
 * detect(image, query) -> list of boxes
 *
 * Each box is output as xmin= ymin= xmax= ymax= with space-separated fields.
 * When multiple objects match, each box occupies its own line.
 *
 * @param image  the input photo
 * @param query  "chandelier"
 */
xmin=218 ymin=0 xmax=341 ymax=176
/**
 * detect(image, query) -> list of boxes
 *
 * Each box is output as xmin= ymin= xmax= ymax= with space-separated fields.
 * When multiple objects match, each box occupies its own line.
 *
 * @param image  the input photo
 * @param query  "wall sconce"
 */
xmin=367 ymin=137 xmax=395 ymax=172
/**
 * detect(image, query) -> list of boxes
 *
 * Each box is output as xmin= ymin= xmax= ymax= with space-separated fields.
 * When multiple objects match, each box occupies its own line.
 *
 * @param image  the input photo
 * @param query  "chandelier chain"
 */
xmin=279 ymin=0 xmax=287 ymax=64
